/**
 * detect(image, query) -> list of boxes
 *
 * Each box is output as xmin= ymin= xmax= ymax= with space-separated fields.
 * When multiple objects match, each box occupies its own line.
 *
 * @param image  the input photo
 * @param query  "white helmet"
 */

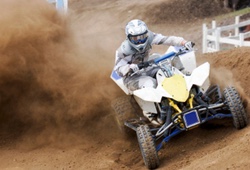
xmin=125 ymin=19 xmax=149 ymax=52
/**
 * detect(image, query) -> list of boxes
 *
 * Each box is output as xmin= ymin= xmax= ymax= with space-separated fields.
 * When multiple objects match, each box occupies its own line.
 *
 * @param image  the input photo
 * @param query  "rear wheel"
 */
xmin=223 ymin=86 xmax=248 ymax=129
xmin=136 ymin=125 xmax=159 ymax=169
xmin=111 ymin=95 xmax=140 ymax=134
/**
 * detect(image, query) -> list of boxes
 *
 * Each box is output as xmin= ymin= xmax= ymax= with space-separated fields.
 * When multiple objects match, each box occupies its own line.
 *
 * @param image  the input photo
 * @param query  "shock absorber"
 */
xmin=168 ymin=99 xmax=184 ymax=128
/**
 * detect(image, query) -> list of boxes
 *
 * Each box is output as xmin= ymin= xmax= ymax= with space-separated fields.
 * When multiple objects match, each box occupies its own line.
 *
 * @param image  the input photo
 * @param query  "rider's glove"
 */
xmin=129 ymin=61 xmax=151 ymax=74
xmin=184 ymin=41 xmax=195 ymax=51
xmin=137 ymin=61 xmax=150 ymax=69
xmin=129 ymin=64 xmax=139 ymax=72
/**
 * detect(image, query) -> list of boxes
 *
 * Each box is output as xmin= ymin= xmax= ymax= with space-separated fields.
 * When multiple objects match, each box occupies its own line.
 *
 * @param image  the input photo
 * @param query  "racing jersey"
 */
xmin=114 ymin=31 xmax=185 ymax=77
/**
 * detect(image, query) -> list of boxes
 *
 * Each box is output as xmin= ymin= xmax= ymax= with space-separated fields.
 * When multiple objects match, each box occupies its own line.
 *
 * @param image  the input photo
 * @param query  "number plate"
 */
xmin=183 ymin=110 xmax=200 ymax=128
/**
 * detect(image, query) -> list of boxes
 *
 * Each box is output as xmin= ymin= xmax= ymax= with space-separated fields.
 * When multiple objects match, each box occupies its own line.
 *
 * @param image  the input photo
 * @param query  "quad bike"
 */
xmin=110 ymin=46 xmax=248 ymax=169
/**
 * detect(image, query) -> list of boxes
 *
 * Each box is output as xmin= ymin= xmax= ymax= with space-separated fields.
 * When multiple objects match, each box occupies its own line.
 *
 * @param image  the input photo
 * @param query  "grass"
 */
xmin=216 ymin=7 xmax=250 ymax=20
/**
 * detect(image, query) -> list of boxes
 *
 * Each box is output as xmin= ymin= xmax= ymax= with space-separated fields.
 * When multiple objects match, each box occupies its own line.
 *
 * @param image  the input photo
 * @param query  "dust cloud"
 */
xmin=200 ymin=47 xmax=250 ymax=113
xmin=0 ymin=0 xmax=120 ymax=147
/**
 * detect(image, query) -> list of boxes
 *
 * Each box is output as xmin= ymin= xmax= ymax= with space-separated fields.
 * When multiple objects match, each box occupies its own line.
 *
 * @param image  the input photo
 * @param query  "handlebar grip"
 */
xmin=127 ymin=68 xmax=134 ymax=76
xmin=138 ymin=61 xmax=150 ymax=69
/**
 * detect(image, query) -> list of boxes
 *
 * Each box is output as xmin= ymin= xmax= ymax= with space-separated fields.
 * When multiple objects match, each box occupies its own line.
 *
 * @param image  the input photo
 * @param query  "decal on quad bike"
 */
xmin=162 ymin=74 xmax=189 ymax=102
xmin=111 ymin=70 xmax=121 ymax=80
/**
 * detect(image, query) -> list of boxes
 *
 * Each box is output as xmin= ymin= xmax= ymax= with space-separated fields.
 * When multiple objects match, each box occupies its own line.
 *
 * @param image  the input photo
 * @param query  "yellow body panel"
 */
xmin=162 ymin=74 xmax=189 ymax=102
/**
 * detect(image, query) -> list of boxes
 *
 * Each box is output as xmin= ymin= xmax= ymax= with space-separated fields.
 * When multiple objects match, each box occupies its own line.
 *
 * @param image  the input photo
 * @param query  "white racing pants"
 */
xmin=123 ymin=55 xmax=184 ymax=91
xmin=124 ymin=66 xmax=159 ymax=91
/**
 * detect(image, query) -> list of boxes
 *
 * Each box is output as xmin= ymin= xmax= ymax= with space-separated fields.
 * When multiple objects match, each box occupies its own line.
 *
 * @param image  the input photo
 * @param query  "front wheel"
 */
xmin=111 ymin=96 xmax=140 ymax=134
xmin=223 ymin=86 xmax=248 ymax=129
xmin=136 ymin=125 xmax=159 ymax=169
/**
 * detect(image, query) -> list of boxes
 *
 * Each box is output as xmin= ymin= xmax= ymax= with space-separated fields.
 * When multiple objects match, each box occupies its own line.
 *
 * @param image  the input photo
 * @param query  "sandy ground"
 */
xmin=0 ymin=0 xmax=250 ymax=169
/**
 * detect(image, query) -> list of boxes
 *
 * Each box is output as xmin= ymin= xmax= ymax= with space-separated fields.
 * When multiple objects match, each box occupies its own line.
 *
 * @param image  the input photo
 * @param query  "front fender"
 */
xmin=133 ymin=87 xmax=164 ymax=103
xmin=186 ymin=62 xmax=210 ymax=91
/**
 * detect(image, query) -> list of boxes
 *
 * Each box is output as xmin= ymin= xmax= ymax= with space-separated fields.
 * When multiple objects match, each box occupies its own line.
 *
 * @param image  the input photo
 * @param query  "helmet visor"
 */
xmin=128 ymin=32 xmax=148 ymax=45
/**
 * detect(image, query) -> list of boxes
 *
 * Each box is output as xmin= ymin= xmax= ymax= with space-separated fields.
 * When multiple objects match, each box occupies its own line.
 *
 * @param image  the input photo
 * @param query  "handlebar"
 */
xmin=127 ymin=44 xmax=195 ymax=76
xmin=153 ymin=43 xmax=195 ymax=64
xmin=153 ymin=51 xmax=176 ymax=64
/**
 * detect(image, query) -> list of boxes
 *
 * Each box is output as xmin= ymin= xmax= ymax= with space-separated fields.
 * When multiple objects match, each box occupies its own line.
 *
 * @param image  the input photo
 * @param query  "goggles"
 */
xmin=128 ymin=32 xmax=148 ymax=45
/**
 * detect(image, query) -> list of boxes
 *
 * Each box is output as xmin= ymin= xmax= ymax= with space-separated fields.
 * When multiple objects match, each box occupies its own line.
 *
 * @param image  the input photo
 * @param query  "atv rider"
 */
xmin=113 ymin=19 xmax=194 ymax=125
xmin=114 ymin=19 xmax=194 ymax=91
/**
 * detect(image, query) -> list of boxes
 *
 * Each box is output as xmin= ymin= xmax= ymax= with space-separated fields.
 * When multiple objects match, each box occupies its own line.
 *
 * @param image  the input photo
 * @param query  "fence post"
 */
xmin=202 ymin=23 xmax=208 ymax=53
xmin=235 ymin=16 xmax=240 ymax=36
xmin=211 ymin=20 xmax=216 ymax=50
xmin=239 ymin=33 xmax=244 ymax=46
xmin=215 ymin=27 xmax=221 ymax=52
xmin=235 ymin=16 xmax=240 ymax=47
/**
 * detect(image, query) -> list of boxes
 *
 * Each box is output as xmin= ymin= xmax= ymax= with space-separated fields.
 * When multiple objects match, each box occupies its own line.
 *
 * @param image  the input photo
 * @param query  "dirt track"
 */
xmin=0 ymin=0 xmax=250 ymax=169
